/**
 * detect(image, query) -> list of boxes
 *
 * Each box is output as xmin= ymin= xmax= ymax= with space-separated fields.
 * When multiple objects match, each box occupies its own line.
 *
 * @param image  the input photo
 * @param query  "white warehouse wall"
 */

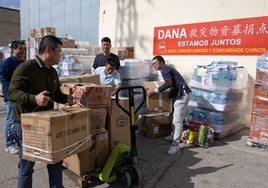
xmin=99 ymin=0 xmax=268 ymax=127
xmin=99 ymin=0 xmax=268 ymax=78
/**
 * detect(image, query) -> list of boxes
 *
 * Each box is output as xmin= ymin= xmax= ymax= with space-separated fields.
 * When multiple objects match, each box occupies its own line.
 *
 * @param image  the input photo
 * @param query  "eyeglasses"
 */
xmin=152 ymin=61 xmax=159 ymax=66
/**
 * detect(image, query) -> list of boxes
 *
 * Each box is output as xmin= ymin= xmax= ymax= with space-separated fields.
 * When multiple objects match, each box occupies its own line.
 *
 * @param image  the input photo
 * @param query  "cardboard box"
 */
xmin=107 ymin=97 xmax=131 ymax=150
xmin=59 ymin=38 xmax=76 ymax=48
xmin=249 ymin=126 xmax=268 ymax=146
xmin=252 ymin=98 xmax=268 ymax=110
xmin=30 ymin=27 xmax=56 ymax=38
xmin=254 ymin=84 xmax=268 ymax=99
xmin=117 ymin=47 xmax=134 ymax=60
xmin=144 ymin=81 xmax=171 ymax=112
xmin=53 ymin=106 xmax=106 ymax=134
xmin=251 ymin=108 xmax=268 ymax=130
xmin=138 ymin=112 xmax=172 ymax=139
xmin=256 ymin=68 xmax=268 ymax=85
xmin=71 ymin=83 xmax=112 ymax=108
xmin=63 ymin=131 xmax=109 ymax=176
xmin=21 ymin=107 xmax=92 ymax=164
xmin=91 ymin=108 xmax=108 ymax=133
xmin=59 ymin=74 xmax=100 ymax=85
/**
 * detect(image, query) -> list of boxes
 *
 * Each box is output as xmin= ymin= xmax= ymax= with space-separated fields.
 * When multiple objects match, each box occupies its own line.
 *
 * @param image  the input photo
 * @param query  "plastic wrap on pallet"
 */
xmin=120 ymin=59 xmax=150 ymax=79
xmin=121 ymin=77 xmax=150 ymax=87
xmin=188 ymin=87 xmax=247 ymax=111
xmin=57 ymin=56 xmax=91 ymax=77
xmin=190 ymin=61 xmax=248 ymax=92
xmin=185 ymin=106 xmax=245 ymax=126
xmin=256 ymin=50 xmax=268 ymax=69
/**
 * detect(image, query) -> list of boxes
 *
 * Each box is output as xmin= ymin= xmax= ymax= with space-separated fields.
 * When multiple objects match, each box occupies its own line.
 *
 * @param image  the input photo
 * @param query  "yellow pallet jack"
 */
xmin=94 ymin=86 xmax=146 ymax=187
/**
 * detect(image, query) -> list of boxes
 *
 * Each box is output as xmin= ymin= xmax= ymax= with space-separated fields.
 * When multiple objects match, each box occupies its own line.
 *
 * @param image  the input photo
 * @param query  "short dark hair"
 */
xmin=105 ymin=57 xmax=117 ymax=67
xmin=11 ymin=40 xmax=25 ymax=49
xmin=101 ymin=37 xmax=111 ymax=43
xmin=152 ymin=55 xmax=165 ymax=64
xmin=39 ymin=35 xmax=63 ymax=54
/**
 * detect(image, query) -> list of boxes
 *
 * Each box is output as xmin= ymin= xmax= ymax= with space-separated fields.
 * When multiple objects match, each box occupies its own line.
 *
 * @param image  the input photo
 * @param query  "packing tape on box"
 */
xmin=23 ymin=134 xmax=92 ymax=163
xmin=24 ymin=107 xmax=90 ymax=163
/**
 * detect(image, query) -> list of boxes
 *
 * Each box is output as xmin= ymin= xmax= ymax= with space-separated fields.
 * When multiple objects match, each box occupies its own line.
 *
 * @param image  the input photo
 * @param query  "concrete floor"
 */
xmin=0 ymin=98 xmax=268 ymax=188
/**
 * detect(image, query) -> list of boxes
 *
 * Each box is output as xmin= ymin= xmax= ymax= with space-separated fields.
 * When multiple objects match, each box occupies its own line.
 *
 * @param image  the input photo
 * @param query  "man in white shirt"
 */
xmin=93 ymin=57 xmax=121 ymax=95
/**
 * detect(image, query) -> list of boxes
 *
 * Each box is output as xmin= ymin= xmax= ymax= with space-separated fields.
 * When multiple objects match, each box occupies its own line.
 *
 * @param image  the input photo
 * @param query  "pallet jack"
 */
xmin=94 ymin=86 xmax=146 ymax=187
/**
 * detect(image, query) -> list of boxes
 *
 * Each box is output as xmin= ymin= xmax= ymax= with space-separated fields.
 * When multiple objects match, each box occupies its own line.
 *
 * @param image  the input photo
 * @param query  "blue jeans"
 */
xmin=13 ymin=121 xmax=64 ymax=188
xmin=5 ymin=101 xmax=15 ymax=147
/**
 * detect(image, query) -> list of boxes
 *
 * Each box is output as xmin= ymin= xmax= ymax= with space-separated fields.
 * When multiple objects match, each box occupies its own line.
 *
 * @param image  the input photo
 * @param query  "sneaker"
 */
xmin=5 ymin=145 xmax=18 ymax=154
xmin=4 ymin=146 xmax=12 ymax=153
xmin=164 ymin=135 xmax=173 ymax=142
xmin=166 ymin=144 xmax=180 ymax=155
xmin=9 ymin=145 xmax=19 ymax=155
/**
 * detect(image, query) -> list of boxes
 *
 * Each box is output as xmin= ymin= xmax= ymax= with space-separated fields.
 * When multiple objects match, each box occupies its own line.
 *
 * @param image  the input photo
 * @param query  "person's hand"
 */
xmin=67 ymin=95 xmax=75 ymax=106
xmin=147 ymin=89 xmax=154 ymax=96
xmin=35 ymin=90 xmax=50 ymax=106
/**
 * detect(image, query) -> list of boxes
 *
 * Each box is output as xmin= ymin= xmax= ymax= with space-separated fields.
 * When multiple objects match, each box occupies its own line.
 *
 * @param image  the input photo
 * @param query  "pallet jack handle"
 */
xmin=115 ymin=86 xmax=146 ymax=163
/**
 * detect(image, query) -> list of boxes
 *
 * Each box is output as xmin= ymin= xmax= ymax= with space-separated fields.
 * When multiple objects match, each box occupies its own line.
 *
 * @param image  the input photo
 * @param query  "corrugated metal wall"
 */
xmin=0 ymin=7 xmax=20 ymax=46
xmin=20 ymin=0 xmax=99 ymax=44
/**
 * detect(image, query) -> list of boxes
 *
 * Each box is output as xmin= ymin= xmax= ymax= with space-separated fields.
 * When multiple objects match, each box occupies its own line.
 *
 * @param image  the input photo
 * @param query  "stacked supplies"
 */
xmin=186 ymin=61 xmax=248 ymax=139
xmin=248 ymin=51 xmax=268 ymax=147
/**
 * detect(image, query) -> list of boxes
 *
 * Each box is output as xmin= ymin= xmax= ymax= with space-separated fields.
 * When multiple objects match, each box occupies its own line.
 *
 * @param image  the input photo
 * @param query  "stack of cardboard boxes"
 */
xmin=138 ymin=81 xmax=172 ymax=139
xmin=26 ymin=27 xmax=56 ymax=60
xmin=21 ymin=26 xmax=173 ymax=179
xmin=21 ymin=72 xmax=132 ymax=178
xmin=248 ymin=52 xmax=268 ymax=146
xmin=21 ymin=107 xmax=92 ymax=164
xmin=58 ymin=74 xmax=131 ymax=177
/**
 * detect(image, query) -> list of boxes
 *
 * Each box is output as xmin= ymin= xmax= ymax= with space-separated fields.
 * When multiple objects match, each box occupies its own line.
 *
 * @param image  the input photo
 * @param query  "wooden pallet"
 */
xmin=63 ymin=168 xmax=111 ymax=188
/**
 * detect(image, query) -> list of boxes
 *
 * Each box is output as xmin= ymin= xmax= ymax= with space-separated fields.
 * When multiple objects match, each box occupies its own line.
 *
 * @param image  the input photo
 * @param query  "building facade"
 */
xmin=20 ymin=0 xmax=99 ymax=45
xmin=0 ymin=7 xmax=20 ymax=46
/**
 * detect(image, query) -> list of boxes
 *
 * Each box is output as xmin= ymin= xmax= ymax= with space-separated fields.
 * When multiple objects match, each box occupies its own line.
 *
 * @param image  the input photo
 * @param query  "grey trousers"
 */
xmin=171 ymin=92 xmax=191 ymax=145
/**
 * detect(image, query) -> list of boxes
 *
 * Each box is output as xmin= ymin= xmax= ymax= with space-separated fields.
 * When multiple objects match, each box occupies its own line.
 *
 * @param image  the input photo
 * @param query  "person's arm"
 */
xmin=157 ymin=67 xmax=173 ymax=92
xmin=8 ymin=65 xmax=36 ymax=105
xmin=111 ymin=82 xmax=121 ymax=96
xmin=0 ymin=60 xmax=10 ymax=100
xmin=111 ymin=71 xmax=121 ymax=96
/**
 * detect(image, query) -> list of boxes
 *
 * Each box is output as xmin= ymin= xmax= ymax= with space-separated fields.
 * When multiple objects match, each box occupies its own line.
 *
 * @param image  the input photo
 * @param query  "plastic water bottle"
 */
xmin=257 ymin=51 xmax=268 ymax=69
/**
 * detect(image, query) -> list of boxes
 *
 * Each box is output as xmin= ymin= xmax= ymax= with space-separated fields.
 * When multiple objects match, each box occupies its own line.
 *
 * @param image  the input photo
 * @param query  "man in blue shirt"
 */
xmin=93 ymin=57 xmax=121 ymax=96
xmin=0 ymin=40 xmax=26 ymax=154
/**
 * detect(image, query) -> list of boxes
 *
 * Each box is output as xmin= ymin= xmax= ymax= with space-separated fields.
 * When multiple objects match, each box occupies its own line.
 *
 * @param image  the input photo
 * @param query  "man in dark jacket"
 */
xmin=0 ymin=40 xmax=26 ymax=154
xmin=8 ymin=35 xmax=74 ymax=188
xmin=147 ymin=56 xmax=191 ymax=155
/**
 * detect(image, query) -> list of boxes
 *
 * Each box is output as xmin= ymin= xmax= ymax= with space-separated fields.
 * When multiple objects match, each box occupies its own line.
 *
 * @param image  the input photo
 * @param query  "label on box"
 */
xmin=153 ymin=126 xmax=159 ymax=134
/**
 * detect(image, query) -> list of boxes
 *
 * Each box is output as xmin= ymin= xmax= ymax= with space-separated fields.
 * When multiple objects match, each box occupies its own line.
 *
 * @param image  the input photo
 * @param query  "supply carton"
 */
xmin=30 ymin=27 xmax=56 ymax=38
xmin=144 ymin=81 xmax=171 ymax=112
xmin=138 ymin=112 xmax=171 ymax=139
xmin=21 ymin=107 xmax=92 ymax=164
xmin=71 ymin=83 xmax=112 ymax=108
xmin=63 ymin=130 xmax=109 ymax=176
xmin=107 ymin=97 xmax=131 ymax=150
xmin=90 ymin=108 xmax=108 ymax=133
xmin=59 ymin=74 xmax=100 ymax=85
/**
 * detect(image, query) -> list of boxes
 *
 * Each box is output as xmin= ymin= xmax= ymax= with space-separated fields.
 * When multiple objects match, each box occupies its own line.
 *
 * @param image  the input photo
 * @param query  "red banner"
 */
xmin=153 ymin=16 xmax=268 ymax=56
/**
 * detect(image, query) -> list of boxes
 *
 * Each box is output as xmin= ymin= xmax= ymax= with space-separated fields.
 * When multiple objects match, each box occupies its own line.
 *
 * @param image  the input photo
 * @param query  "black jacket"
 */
xmin=158 ymin=64 xmax=191 ymax=100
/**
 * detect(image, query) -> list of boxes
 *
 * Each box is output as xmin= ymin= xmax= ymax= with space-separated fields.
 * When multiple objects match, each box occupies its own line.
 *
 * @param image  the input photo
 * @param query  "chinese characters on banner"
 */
xmin=153 ymin=16 xmax=268 ymax=56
